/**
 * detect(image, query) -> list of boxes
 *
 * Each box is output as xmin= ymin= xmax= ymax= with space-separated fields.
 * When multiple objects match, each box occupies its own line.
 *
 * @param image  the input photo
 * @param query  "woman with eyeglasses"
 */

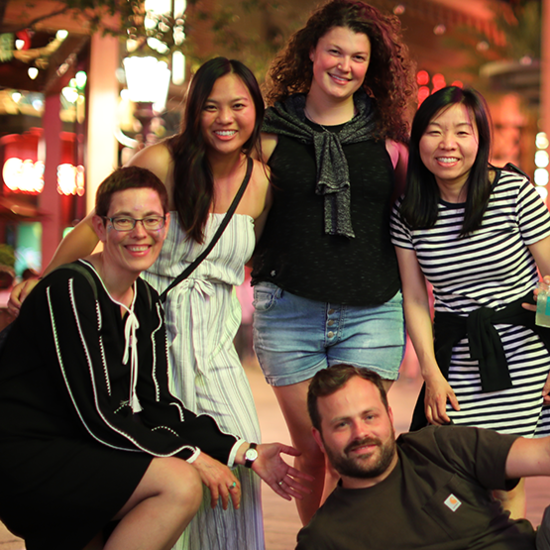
xmin=0 ymin=167 xmax=307 ymax=550
xmin=8 ymin=58 xmax=274 ymax=550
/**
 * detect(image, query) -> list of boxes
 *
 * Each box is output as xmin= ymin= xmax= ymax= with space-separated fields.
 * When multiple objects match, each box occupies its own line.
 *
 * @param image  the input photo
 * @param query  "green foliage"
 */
xmin=185 ymin=0 xmax=312 ymax=82
xmin=0 ymin=244 xmax=15 ymax=269
xmin=495 ymin=0 xmax=541 ymax=59
xmin=1 ymin=0 xmax=141 ymax=34
xmin=1 ymin=0 xmax=313 ymax=81
xmin=435 ymin=0 xmax=541 ymax=97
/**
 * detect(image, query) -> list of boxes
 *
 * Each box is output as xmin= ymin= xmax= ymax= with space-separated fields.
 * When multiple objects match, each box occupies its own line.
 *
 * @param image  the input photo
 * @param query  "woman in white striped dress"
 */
xmin=390 ymin=86 xmax=550 ymax=518
xmin=132 ymin=60 xmax=271 ymax=550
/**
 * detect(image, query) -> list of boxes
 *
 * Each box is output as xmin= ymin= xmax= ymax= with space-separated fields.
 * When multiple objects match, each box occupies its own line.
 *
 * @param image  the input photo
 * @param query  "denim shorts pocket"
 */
xmin=253 ymin=282 xmax=280 ymax=312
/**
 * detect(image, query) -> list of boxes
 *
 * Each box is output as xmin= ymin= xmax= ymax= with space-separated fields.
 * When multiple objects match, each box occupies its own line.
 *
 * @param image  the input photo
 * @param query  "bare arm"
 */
xmin=126 ymin=142 xmax=173 ymax=191
xmin=525 ymin=234 xmax=550 ymax=403
xmin=247 ymin=133 xmax=277 ymax=262
xmin=522 ymin=236 xmax=550 ymax=313
xmin=529 ymin=235 xmax=550 ymax=278
xmin=395 ymin=246 xmax=460 ymax=424
xmin=8 ymin=212 xmax=99 ymax=315
xmin=386 ymin=139 xmax=408 ymax=202
xmin=253 ymin=183 xmax=273 ymax=242
xmin=45 ymin=212 xmax=99 ymax=274
xmin=506 ymin=436 xmax=550 ymax=479
xmin=259 ymin=133 xmax=278 ymax=164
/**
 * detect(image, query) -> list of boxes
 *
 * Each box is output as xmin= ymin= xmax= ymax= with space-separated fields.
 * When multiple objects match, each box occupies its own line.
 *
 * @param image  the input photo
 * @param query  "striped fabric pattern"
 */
xmin=143 ymin=213 xmax=264 ymax=550
xmin=390 ymin=170 xmax=550 ymax=436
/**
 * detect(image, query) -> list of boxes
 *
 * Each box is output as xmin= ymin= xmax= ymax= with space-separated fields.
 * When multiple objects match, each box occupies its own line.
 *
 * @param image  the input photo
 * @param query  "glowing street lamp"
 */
xmin=122 ymin=56 xmax=170 ymax=145
xmin=122 ymin=56 xmax=170 ymax=111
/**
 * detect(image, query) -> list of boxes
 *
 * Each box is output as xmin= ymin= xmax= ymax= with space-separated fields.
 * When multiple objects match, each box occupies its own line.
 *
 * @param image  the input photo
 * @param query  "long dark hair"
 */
xmin=168 ymin=57 xmax=264 ymax=243
xmin=263 ymin=0 xmax=415 ymax=143
xmin=400 ymin=86 xmax=492 ymax=235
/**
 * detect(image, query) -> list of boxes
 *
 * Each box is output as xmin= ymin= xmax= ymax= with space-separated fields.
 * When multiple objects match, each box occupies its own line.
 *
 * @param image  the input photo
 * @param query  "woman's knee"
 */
xmin=164 ymin=458 xmax=203 ymax=510
xmin=120 ymin=457 xmax=202 ymax=518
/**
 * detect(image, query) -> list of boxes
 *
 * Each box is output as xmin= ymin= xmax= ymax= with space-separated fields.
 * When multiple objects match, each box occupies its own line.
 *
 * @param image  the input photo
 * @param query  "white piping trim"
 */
xmin=47 ymin=274 xmax=196 ymax=458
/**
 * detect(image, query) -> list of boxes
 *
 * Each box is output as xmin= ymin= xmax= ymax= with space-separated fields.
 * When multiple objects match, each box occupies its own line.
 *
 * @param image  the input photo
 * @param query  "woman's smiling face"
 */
xmin=200 ymin=73 xmax=256 ymax=158
xmin=309 ymin=26 xmax=371 ymax=103
xmin=96 ymin=188 xmax=169 ymax=278
xmin=419 ymin=103 xmax=480 ymax=196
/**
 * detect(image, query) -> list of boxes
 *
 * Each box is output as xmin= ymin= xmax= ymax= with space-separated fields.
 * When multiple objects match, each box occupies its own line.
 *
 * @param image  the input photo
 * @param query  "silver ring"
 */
xmin=229 ymin=481 xmax=237 ymax=489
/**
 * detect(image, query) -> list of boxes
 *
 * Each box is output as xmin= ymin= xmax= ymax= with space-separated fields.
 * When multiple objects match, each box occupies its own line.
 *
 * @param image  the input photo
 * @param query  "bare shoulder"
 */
xmin=236 ymin=158 xmax=271 ymax=221
xmin=125 ymin=142 xmax=174 ymax=185
xmin=260 ymin=133 xmax=278 ymax=164
xmin=386 ymin=139 xmax=409 ymax=199
xmin=385 ymin=139 xmax=408 ymax=169
xmin=251 ymin=158 xmax=270 ymax=191
xmin=249 ymin=159 xmax=273 ymax=238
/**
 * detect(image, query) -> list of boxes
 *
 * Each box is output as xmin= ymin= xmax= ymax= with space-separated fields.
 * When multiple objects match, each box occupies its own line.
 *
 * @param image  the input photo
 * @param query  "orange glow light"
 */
xmin=57 ymin=163 xmax=86 ymax=196
xmin=417 ymin=70 xmax=429 ymax=86
xmin=3 ymin=157 xmax=44 ymax=194
xmin=432 ymin=73 xmax=446 ymax=92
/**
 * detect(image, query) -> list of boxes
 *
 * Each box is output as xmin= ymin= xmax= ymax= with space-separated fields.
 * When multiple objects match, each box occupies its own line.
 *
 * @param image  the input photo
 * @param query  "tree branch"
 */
xmin=0 ymin=6 xmax=72 ymax=34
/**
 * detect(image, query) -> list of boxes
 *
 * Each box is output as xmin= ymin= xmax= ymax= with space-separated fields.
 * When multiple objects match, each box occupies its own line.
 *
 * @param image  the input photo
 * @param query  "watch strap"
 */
xmin=244 ymin=442 xmax=258 ymax=468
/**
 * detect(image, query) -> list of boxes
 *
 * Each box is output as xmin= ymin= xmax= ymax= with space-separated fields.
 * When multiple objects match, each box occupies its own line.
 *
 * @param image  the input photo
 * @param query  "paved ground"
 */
xmin=1 ymin=363 xmax=548 ymax=549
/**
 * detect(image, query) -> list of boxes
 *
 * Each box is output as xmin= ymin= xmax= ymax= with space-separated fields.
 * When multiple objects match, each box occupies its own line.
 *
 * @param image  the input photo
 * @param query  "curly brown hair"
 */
xmin=263 ymin=0 xmax=416 ymax=142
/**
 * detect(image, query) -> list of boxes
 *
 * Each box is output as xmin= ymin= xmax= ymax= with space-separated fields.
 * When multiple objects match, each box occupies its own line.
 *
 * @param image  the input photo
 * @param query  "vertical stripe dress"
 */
xmin=390 ymin=169 xmax=550 ymax=437
xmin=143 ymin=213 xmax=264 ymax=550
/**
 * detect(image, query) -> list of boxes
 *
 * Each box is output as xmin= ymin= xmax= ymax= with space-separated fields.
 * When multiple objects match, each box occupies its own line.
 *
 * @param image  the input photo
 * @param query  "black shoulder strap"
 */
xmin=56 ymin=262 xmax=98 ymax=300
xmin=137 ymin=277 xmax=154 ymax=311
xmin=0 ymin=262 xmax=100 ymax=351
xmin=159 ymin=157 xmax=253 ymax=303
xmin=502 ymin=162 xmax=530 ymax=180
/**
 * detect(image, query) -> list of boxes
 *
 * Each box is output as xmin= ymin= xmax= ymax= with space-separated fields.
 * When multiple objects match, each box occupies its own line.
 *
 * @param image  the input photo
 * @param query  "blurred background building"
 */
xmin=0 ymin=0 xmax=547 ymax=280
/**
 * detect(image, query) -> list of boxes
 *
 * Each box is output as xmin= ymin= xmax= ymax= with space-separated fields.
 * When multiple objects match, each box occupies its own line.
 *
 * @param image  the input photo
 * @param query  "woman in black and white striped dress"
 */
xmin=390 ymin=86 xmax=550 ymax=518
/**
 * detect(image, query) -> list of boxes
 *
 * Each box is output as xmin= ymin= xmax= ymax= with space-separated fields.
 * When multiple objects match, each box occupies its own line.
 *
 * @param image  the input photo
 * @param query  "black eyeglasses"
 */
xmin=103 ymin=216 xmax=166 ymax=231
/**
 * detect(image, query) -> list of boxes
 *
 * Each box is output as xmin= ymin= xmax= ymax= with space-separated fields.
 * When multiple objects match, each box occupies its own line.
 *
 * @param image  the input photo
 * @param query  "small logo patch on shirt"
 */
xmin=444 ymin=493 xmax=462 ymax=512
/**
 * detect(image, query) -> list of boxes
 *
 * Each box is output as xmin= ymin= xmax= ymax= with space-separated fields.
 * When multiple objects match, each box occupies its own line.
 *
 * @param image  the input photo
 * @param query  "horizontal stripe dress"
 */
xmin=143 ymin=213 xmax=264 ymax=550
xmin=390 ymin=169 xmax=550 ymax=437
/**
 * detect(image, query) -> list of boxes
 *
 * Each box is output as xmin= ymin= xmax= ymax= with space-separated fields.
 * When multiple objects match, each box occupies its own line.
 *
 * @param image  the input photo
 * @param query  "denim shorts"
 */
xmin=252 ymin=282 xmax=405 ymax=387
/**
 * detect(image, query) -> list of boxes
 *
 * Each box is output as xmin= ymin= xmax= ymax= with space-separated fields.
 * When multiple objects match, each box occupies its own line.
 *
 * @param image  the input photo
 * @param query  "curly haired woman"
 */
xmin=251 ymin=0 xmax=416 ymax=524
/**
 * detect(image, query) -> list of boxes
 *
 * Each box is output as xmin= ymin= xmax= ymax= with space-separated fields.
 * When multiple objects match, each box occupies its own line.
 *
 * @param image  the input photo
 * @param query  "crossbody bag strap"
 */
xmin=159 ymin=156 xmax=253 ymax=303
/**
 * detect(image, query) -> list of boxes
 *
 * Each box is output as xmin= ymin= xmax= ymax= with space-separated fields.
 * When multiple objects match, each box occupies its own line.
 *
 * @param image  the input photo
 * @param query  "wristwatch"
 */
xmin=244 ymin=443 xmax=258 ymax=468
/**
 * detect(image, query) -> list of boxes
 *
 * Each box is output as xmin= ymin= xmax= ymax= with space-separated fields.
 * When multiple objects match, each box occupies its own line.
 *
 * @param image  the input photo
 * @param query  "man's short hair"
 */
xmin=95 ymin=166 xmax=168 ymax=217
xmin=307 ymin=364 xmax=389 ymax=432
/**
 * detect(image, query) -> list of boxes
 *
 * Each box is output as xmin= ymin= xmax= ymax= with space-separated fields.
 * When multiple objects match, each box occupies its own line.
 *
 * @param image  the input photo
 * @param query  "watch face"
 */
xmin=245 ymin=448 xmax=259 ymax=461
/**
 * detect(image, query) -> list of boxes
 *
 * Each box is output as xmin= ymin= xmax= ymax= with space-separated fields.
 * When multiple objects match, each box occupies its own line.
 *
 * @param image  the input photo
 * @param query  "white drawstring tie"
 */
xmin=122 ymin=307 xmax=141 ymax=413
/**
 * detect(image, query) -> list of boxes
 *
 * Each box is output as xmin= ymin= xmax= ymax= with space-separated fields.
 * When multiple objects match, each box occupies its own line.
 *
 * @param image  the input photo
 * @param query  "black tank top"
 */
xmin=252 ymin=122 xmax=401 ymax=306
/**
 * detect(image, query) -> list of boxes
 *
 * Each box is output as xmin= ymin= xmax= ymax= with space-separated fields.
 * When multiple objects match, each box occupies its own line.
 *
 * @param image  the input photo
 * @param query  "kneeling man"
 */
xmin=297 ymin=363 xmax=550 ymax=550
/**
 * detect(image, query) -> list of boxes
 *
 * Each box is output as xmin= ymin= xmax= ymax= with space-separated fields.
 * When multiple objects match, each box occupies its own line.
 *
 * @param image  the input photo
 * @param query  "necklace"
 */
xmin=304 ymin=105 xmax=355 ymax=133
xmin=304 ymin=105 xmax=330 ymax=133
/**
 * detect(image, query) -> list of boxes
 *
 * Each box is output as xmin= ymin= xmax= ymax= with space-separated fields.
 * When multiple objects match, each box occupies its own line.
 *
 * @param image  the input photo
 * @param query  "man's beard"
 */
xmin=324 ymin=430 xmax=396 ymax=479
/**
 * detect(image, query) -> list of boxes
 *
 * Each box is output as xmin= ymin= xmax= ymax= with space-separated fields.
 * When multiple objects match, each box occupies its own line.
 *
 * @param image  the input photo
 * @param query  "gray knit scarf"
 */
xmin=262 ymin=90 xmax=377 ymax=238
